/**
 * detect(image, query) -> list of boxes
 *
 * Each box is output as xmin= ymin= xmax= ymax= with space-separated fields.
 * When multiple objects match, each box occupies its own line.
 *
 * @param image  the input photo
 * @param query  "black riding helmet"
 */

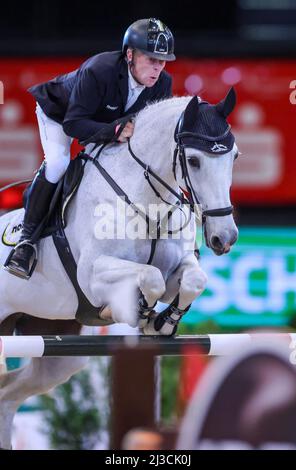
xmin=122 ymin=18 xmax=176 ymax=61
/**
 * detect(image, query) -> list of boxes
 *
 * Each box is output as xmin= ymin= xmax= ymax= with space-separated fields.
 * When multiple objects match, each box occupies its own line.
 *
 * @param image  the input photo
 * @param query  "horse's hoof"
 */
xmin=153 ymin=313 xmax=177 ymax=336
xmin=140 ymin=312 xmax=159 ymax=335
xmin=138 ymin=317 xmax=149 ymax=329
xmin=158 ymin=323 xmax=177 ymax=336
xmin=138 ymin=309 xmax=157 ymax=330
xmin=142 ymin=322 xmax=161 ymax=336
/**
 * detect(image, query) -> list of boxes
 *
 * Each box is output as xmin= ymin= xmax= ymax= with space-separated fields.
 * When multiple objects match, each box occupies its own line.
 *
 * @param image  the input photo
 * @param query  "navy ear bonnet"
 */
xmin=175 ymin=88 xmax=236 ymax=155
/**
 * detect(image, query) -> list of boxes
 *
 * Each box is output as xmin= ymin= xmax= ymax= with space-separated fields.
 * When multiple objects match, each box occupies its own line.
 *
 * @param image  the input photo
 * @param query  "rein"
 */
xmin=0 ymin=179 xmax=32 ymax=194
xmin=83 ymin=140 xmax=191 ymax=265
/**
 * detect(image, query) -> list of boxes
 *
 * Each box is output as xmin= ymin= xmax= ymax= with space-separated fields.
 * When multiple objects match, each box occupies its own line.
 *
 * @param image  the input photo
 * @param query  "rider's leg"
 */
xmin=35 ymin=103 xmax=72 ymax=185
xmin=5 ymin=164 xmax=57 ymax=275
xmin=5 ymin=104 xmax=72 ymax=279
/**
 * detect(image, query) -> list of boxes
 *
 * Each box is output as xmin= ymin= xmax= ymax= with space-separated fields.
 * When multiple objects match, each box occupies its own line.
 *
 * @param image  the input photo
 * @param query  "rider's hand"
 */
xmin=116 ymin=121 xmax=135 ymax=142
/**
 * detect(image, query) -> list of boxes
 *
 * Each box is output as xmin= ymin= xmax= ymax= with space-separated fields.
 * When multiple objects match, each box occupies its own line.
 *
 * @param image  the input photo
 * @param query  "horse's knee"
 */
xmin=139 ymin=266 xmax=166 ymax=299
xmin=181 ymin=267 xmax=208 ymax=297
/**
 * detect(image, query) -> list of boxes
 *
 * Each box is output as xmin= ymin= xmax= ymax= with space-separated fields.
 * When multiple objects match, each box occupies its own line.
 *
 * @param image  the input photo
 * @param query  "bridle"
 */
xmin=173 ymin=111 xmax=234 ymax=220
xmin=84 ymin=140 xmax=191 ymax=264
xmin=84 ymin=108 xmax=235 ymax=264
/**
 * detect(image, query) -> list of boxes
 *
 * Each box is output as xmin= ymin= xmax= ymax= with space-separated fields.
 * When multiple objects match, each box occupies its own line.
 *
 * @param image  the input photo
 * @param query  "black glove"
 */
xmin=80 ymin=114 xmax=135 ymax=146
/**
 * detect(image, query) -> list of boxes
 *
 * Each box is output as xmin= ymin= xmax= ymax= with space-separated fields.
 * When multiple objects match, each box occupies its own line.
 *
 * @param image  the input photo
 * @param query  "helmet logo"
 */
xmin=154 ymin=33 xmax=168 ymax=54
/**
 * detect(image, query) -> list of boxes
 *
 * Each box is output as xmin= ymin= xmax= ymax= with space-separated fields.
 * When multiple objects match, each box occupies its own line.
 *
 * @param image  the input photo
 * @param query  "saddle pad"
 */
xmin=1 ymin=211 xmax=24 ymax=247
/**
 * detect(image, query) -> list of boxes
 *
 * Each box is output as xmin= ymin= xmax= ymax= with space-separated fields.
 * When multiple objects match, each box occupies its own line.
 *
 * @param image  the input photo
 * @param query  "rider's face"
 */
xmin=127 ymin=49 xmax=166 ymax=87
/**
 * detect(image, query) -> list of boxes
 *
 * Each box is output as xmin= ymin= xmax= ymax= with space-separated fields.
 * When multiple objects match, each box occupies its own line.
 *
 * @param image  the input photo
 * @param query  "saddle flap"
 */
xmin=41 ymin=154 xmax=86 ymax=237
xmin=61 ymin=155 xmax=87 ymax=226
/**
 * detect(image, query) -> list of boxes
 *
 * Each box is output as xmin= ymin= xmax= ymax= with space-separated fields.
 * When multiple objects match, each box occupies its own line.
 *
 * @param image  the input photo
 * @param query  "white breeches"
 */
xmin=36 ymin=104 xmax=72 ymax=183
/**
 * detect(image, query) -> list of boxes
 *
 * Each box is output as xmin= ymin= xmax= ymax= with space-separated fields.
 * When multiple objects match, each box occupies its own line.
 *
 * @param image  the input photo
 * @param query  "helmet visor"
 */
xmin=138 ymin=49 xmax=176 ymax=61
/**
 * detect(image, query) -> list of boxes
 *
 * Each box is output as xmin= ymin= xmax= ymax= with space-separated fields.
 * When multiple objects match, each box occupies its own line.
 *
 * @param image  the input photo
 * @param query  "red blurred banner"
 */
xmin=0 ymin=58 xmax=296 ymax=206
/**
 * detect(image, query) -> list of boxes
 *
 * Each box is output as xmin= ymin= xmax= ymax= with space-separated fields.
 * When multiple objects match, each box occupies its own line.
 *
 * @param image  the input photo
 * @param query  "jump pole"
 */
xmin=1 ymin=333 xmax=296 ymax=358
xmin=1 ymin=333 xmax=295 ymax=449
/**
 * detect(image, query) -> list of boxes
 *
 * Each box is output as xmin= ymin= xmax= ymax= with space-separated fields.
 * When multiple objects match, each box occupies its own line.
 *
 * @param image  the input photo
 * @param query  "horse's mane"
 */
xmin=100 ymin=95 xmax=197 ymax=158
xmin=125 ymin=96 xmax=195 ymax=155
xmin=135 ymin=96 xmax=193 ymax=127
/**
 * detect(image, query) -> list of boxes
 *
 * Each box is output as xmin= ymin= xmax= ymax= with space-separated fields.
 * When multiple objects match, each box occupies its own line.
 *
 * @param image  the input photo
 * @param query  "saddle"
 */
xmin=2 ymin=156 xmax=86 ymax=245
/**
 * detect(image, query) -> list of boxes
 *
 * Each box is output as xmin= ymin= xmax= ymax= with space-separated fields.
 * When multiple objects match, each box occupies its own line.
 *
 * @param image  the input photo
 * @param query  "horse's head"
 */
xmin=175 ymin=88 xmax=238 ymax=255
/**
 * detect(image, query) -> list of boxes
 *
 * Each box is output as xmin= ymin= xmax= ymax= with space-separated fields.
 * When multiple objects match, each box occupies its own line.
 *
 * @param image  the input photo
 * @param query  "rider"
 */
xmin=4 ymin=18 xmax=175 ymax=279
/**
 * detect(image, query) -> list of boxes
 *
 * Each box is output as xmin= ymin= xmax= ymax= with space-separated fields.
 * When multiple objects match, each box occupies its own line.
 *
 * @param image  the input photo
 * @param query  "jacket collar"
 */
xmin=118 ymin=58 xmax=129 ymax=107
xmin=118 ymin=55 xmax=159 ymax=115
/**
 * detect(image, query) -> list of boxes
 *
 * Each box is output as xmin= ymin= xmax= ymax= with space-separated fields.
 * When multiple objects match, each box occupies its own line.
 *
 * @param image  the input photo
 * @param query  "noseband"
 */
xmin=173 ymin=111 xmax=234 ymax=219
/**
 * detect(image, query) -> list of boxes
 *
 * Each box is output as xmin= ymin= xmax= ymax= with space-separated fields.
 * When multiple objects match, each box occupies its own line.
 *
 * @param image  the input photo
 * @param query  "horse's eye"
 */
xmin=188 ymin=157 xmax=200 ymax=169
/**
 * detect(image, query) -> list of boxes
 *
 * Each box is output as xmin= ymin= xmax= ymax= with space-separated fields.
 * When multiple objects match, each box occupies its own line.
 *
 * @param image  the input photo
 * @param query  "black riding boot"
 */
xmin=4 ymin=165 xmax=57 ymax=279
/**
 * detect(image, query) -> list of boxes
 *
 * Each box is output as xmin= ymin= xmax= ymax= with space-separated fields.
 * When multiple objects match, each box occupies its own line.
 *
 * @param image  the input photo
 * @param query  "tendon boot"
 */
xmin=4 ymin=164 xmax=57 ymax=279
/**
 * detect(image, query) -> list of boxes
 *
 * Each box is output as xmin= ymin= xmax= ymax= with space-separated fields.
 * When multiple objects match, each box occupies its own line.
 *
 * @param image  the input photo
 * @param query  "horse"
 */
xmin=0 ymin=89 xmax=239 ymax=449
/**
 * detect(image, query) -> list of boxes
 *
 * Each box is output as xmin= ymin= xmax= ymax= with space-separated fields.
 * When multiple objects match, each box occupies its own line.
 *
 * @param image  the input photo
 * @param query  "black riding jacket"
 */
xmin=29 ymin=51 xmax=172 ymax=145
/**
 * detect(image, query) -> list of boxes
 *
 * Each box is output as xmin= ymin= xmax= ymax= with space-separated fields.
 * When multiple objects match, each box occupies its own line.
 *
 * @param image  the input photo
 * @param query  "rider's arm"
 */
xmin=62 ymin=67 xmax=120 ymax=145
xmin=79 ymin=114 xmax=134 ymax=146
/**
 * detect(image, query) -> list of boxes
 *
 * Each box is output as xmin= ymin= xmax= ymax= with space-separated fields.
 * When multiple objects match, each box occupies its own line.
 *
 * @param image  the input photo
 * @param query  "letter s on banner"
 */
xmin=289 ymin=80 xmax=296 ymax=104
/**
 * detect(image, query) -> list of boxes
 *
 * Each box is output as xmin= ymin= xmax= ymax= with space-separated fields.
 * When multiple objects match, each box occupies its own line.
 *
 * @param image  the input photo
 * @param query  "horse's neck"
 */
xmin=132 ymin=97 xmax=188 ymax=177
xmin=87 ymin=97 xmax=190 ymax=207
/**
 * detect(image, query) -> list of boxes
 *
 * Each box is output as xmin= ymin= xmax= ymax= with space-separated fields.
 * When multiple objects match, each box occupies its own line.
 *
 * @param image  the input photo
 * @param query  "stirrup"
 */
xmin=3 ymin=240 xmax=38 ymax=280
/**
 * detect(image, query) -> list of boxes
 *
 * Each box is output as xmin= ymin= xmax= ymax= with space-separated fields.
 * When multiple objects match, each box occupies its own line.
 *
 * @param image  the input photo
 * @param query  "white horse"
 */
xmin=0 ymin=90 xmax=238 ymax=448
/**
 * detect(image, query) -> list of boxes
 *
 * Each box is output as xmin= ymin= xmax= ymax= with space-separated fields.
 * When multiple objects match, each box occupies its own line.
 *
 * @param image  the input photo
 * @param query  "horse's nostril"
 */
xmin=211 ymin=235 xmax=223 ymax=250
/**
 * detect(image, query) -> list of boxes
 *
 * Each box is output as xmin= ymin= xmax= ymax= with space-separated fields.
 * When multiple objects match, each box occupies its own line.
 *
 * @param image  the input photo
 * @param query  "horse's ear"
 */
xmin=183 ymin=96 xmax=200 ymax=128
xmin=216 ymin=87 xmax=236 ymax=118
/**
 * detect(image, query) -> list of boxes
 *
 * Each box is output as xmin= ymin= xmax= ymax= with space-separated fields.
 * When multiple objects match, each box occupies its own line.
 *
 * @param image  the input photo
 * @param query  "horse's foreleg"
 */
xmin=0 ymin=356 xmax=88 ymax=449
xmin=91 ymin=255 xmax=166 ymax=328
xmin=164 ymin=253 xmax=208 ymax=309
xmin=144 ymin=253 xmax=207 ymax=335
